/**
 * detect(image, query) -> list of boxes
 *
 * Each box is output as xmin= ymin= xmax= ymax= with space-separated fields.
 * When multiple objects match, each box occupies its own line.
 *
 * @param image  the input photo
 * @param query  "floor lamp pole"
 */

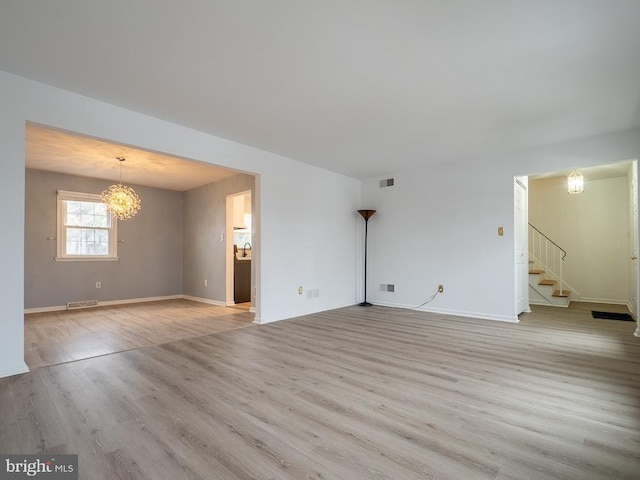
xmin=358 ymin=210 xmax=376 ymax=306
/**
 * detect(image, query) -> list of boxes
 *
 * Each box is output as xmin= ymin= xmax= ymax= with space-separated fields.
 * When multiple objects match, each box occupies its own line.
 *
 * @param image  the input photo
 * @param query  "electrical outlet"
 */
xmin=298 ymin=286 xmax=303 ymax=295
xmin=204 ymin=279 xmax=208 ymax=286
xmin=438 ymin=284 xmax=444 ymax=293
xmin=96 ymin=281 xmax=101 ymax=289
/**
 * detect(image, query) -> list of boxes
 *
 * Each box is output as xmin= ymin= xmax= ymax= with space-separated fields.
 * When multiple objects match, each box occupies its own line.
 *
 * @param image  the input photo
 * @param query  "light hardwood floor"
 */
xmin=24 ymin=299 xmax=254 ymax=368
xmin=2 ymin=302 xmax=639 ymax=479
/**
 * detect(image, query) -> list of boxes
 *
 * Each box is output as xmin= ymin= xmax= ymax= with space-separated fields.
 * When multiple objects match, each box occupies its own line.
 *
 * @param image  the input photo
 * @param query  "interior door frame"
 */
xmin=630 ymin=161 xmax=640 ymax=336
xmin=520 ymin=162 xmax=640 ymax=334
xmin=514 ymin=177 xmax=530 ymax=316
xmin=225 ymin=190 xmax=252 ymax=306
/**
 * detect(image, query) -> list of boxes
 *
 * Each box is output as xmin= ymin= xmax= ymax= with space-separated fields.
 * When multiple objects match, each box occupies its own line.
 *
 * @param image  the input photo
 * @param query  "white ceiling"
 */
xmin=25 ymin=124 xmax=239 ymax=191
xmin=529 ymin=160 xmax=633 ymax=182
xmin=2 ymin=1 xmax=640 ymax=179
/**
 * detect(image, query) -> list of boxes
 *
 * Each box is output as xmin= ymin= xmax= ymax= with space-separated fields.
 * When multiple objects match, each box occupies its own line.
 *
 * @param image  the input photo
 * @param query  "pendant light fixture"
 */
xmin=567 ymin=170 xmax=584 ymax=194
xmin=101 ymin=157 xmax=141 ymax=220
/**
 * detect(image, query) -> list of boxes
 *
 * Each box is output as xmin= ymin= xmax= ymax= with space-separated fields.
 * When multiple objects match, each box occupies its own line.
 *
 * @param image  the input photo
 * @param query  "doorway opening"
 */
xmin=516 ymin=160 xmax=639 ymax=335
xmin=23 ymin=123 xmax=259 ymax=368
xmin=226 ymin=190 xmax=253 ymax=310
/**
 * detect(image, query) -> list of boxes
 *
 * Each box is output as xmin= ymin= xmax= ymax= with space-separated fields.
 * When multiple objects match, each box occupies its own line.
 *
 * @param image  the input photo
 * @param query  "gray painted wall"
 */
xmin=183 ymin=174 xmax=255 ymax=302
xmin=25 ymin=169 xmax=184 ymax=308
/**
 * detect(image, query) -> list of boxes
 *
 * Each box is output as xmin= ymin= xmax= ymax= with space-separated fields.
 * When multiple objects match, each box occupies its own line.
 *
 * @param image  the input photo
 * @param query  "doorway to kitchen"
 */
xmin=226 ymin=190 xmax=253 ymax=310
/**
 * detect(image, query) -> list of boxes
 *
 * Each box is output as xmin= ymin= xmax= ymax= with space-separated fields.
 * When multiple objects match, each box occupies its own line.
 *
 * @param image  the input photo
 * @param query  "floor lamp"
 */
xmin=358 ymin=209 xmax=376 ymax=306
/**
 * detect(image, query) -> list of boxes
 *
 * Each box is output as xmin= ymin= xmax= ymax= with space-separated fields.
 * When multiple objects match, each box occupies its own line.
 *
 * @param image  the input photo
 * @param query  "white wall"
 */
xmin=361 ymin=129 xmax=640 ymax=322
xmin=0 ymin=70 xmax=360 ymax=378
xmin=260 ymin=159 xmax=361 ymax=320
xmin=362 ymin=162 xmax=518 ymax=322
xmin=529 ymin=175 xmax=629 ymax=304
xmin=0 ymin=87 xmax=26 ymax=378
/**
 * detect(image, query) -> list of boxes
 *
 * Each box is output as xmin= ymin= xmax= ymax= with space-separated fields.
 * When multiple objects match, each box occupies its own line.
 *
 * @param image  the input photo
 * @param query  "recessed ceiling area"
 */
xmin=25 ymin=124 xmax=239 ymax=191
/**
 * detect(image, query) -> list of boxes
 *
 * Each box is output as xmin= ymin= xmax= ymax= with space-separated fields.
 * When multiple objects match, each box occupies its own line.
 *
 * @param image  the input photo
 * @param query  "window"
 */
xmin=56 ymin=190 xmax=118 ymax=261
xmin=233 ymin=213 xmax=252 ymax=251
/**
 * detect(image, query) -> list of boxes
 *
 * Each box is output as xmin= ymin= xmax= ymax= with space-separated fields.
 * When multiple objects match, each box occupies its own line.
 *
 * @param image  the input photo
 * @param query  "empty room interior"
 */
xmin=1 ymin=2 xmax=640 ymax=479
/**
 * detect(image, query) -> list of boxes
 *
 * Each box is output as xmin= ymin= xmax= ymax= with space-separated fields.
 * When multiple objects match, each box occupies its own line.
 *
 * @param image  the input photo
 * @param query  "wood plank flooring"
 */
xmin=24 ymin=299 xmax=254 ymax=368
xmin=2 ymin=302 xmax=639 ymax=479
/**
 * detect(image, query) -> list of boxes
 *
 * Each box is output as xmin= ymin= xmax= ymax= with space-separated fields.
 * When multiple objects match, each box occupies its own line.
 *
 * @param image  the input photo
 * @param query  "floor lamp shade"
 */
xmin=358 ymin=209 xmax=376 ymax=306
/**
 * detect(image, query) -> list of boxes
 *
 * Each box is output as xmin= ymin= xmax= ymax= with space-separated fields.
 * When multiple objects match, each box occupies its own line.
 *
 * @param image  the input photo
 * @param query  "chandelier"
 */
xmin=101 ymin=157 xmax=141 ymax=220
xmin=567 ymin=170 xmax=584 ymax=194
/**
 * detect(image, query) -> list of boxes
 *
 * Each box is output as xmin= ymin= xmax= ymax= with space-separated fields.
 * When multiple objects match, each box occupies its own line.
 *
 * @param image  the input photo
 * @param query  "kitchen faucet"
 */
xmin=243 ymin=242 xmax=252 ymax=257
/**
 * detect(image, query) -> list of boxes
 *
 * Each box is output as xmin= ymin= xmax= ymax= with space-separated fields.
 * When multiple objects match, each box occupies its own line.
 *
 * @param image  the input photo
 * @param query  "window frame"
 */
xmin=55 ymin=190 xmax=118 ymax=262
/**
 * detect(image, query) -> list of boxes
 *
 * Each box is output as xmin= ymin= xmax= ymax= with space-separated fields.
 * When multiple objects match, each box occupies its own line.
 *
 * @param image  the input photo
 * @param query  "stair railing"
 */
xmin=528 ymin=223 xmax=567 ymax=296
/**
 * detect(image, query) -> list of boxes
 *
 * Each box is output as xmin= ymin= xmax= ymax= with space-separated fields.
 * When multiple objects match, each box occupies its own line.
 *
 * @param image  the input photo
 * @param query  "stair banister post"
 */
xmin=560 ymin=256 xmax=563 ymax=296
xmin=532 ymin=230 xmax=536 ymax=262
xmin=545 ymin=241 xmax=548 ymax=268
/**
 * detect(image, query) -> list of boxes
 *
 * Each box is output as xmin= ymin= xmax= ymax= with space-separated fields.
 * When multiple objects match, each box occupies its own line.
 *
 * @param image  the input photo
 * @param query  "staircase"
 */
xmin=528 ymin=224 xmax=571 ymax=307
xmin=528 ymin=261 xmax=571 ymax=306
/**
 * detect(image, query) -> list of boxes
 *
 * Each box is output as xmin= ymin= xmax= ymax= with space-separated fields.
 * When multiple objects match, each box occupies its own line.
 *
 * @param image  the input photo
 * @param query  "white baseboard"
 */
xmin=100 ymin=295 xmax=182 ymax=307
xmin=577 ymin=297 xmax=629 ymax=305
xmin=254 ymin=301 xmax=355 ymax=325
xmin=24 ymin=305 xmax=68 ymax=314
xmin=25 ymin=295 xmax=183 ymax=314
xmin=25 ymin=294 xmax=247 ymax=314
xmin=370 ymin=300 xmax=519 ymax=323
xmin=181 ymin=295 xmax=227 ymax=307
xmin=529 ymin=300 xmax=570 ymax=308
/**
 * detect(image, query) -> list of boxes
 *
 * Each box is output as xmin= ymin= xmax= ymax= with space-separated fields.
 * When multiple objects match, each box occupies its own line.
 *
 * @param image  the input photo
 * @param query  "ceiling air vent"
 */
xmin=379 ymin=178 xmax=395 ymax=188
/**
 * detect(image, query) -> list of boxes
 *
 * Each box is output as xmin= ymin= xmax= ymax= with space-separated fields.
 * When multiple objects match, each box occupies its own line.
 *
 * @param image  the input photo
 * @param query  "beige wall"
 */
xmin=529 ymin=175 xmax=630 ymax=304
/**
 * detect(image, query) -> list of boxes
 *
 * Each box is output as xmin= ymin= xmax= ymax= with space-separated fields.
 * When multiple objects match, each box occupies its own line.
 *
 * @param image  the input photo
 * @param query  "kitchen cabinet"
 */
xmin=234 ymin=259 xmax=251 ymax=303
